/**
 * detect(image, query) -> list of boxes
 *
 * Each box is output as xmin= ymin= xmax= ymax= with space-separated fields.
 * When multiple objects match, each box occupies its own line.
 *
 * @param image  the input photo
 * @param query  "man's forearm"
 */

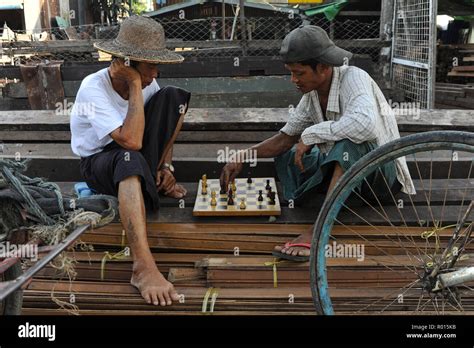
xmin=120 ymin=81 xmax=145 ymax=146
xmin=247 ymin=132 xmax=298 ymax=159
xmin=163 ymin=146 xmax=173 ymax=166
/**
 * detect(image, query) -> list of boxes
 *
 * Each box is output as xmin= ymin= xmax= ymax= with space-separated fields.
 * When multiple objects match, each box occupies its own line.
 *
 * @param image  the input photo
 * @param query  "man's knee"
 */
xmin=119 ymin=175 xmax=141 ymax=184
xmin=118 ymin=175 xmax=142 ymax=190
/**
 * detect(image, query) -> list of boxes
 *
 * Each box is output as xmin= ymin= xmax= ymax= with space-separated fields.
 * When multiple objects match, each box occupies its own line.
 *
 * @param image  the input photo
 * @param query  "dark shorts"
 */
xmin=79 ymin=86 xmax=191 ymax=211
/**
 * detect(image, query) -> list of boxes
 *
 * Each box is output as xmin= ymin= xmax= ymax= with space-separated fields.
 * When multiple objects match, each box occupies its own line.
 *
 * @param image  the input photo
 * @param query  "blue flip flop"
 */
xmin=74 ymin=182 xmax=96 ymax=198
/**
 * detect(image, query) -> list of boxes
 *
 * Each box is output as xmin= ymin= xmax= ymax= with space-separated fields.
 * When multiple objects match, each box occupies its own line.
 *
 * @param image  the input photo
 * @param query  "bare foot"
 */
xmin=274 ymin=229 xmax=312 ymax=257
xmin=131 ymin=263 xmax=180 ymax=306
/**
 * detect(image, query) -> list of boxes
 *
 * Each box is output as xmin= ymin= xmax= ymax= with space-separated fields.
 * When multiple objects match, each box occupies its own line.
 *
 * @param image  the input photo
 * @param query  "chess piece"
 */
xmin=265 ymin=179 xmax=271 ymax=191
xmin=269 ymin=192 xmax=276 ymax=205
xmin=202 ymin=174 xmax=208 ymax=193
xmin=247 ymin=176 xmax=252 ymax=184
xmin=228 ymin=195 xmax=234 ymax=205
xmin=210 ymin=195 xmax=217 ymax=206
xmin=231 ymin=180 xmax=237 ymax=193
xmin=240 ymin=198 xmax=246 ymax=210
xmin=211 ymin=190 xmax=216 ymax=198
xmin=258 ymin=190 xmax=264 ymax=202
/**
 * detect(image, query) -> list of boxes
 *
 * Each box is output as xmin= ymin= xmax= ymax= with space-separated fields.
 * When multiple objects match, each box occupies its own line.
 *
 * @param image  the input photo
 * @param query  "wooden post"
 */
xmin=222 ymin=0 xmax=226 ymax=40
xmin=329 ymin=21 xmax=335 ymax=39
xmin=239 ymin=0 xmax=247 ymax=56
xmin=379 ymin=0 xmax=395 ymax=90
xmin=380 ymin=0 xmax=394 ymax=41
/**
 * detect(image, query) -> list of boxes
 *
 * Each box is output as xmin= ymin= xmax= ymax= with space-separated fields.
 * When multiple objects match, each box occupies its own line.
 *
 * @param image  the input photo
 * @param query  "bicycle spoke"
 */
xmin=412 ymin=153 xmax=438 ymax=256
xmin=377 ymin=279 xmax=421 ymax=313
xmin=335 ymin=215 xmax=422 ymax=278
xmin=312 ymin=133 xmax=474 ymax=315
xmin=456 ymin=159 xmax=473 ymax=226
xmin=438 ymin=150 xmax=454 ymax=228
xmin=377 ymin=167 xmax=427 ymax=260
xmin=345 ymin=188 xmax=426 ymax=269
xmin=359 ymin=172 xmax=430 ymax=268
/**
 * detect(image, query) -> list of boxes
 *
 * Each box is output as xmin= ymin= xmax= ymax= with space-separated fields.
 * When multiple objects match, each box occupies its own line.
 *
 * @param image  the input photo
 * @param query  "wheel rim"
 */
xmin=310 ymin=131 xmax=474 ymax=315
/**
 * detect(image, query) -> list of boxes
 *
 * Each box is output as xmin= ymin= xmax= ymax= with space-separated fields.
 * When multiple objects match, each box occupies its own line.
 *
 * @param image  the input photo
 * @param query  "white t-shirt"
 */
xmin=70 ymin=68 xmax=160 ymax=157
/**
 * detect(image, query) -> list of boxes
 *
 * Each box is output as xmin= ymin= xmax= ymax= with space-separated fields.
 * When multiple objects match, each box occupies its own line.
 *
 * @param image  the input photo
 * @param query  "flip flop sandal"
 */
xmin=272 ymin=242 xmax=311 ymax=262
xmin=74 ymin=182 xmax=96 ymax=198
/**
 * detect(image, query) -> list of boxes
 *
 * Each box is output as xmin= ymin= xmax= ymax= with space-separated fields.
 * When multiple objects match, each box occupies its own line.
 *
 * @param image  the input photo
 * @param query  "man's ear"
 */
xmin=316 ymin=63 xmax=331 ymax=75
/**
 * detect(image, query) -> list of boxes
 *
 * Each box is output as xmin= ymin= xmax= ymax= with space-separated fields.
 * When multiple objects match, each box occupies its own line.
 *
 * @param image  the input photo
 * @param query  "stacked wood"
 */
xmin=435 ymin=83 xmax=474 ymax=109
xmin=448 ymin=48 xmax=474 ymax=78
xmin=22 ymin=280 xmax=315 ymax=315
xmin=79 ymin=223 xmax=306 ymax=254
xmin=448 ymin=65 xmax=474 ymax=78
xmin=34 ymin=252 xmax=209 ymax=285
xmin=22 ymin=222 xmax=474 ymax=315
xmin=437 ymin=44 xmax=474 ymax=83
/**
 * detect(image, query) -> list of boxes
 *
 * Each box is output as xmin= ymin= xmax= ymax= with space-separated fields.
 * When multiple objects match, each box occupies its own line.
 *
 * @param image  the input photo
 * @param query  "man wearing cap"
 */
xmin=220 ymin=25 xmax=415 ymax=261
xmin=70 ymin=16 xmax=191 ymax=305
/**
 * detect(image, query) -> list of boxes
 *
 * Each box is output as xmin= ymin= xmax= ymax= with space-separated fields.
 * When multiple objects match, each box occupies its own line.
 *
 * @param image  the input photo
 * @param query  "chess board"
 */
xmin=193 ymin=177 xmax=281 ymax=217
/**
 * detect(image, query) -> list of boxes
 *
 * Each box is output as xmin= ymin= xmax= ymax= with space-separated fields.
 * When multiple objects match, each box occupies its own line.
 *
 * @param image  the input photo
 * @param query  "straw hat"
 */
xmin=94 ymin=15 xmax=183 ymax=64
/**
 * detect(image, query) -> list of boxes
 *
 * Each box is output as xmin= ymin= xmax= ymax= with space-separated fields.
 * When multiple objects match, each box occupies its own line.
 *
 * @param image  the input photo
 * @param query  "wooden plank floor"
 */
xmin=22 ymin=222 xmax=474 ymax=315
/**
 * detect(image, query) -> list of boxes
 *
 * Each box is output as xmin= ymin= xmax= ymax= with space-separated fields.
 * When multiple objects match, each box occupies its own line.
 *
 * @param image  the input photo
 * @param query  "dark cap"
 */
xmin=280 ymin=25 xmax=353 ymax=66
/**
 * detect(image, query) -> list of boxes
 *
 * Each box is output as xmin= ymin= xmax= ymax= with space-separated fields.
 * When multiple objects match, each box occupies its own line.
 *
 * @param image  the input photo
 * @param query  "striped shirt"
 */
xmin=280 ymin=65 xmax=416 ymax=195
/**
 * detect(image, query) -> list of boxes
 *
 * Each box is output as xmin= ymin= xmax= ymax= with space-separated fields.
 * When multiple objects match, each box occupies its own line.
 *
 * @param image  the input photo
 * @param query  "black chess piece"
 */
xmin=228 ymin=195 xmax=234 ymax=205
xmin=258 ymin=190 xmax=264 ymax=202
xmin=265 ymin=179 xmax=271 ymax=191
xmin=269 ymin=192 xmax=276 ymax=205
xmin=247 ymin=176 xmax=252 ymax=184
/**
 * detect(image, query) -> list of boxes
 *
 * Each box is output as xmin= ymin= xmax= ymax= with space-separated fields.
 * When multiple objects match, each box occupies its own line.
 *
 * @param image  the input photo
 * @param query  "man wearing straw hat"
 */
xmin=70 ymin=16 xmax=190 ymax=306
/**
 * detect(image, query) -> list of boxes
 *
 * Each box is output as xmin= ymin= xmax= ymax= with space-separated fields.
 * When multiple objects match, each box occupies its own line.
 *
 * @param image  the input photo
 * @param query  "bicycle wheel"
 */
xmin=310 ymin=131 xmax=474 ymax=315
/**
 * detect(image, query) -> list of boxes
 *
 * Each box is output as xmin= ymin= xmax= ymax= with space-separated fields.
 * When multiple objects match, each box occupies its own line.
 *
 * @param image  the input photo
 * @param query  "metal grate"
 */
xmin=391 ymin=0 xmax=437 ymax=109
xmin=1 ymin=13 xmax=383 ymax=65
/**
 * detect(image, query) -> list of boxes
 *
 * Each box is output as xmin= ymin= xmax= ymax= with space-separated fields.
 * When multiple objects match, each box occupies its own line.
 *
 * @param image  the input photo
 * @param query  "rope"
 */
xmin=100 ymin=248 xmax=129 ymax=281
xmin=0 ymin=159 xmax=55 ymax=225
xmin=421 ymin=223 xmax=470 ymax=268
xmin=49 ymin=252 xmax=80 ymax=316
xmin=0 ymin=158 xmax=117 ymax=315
xmin=264 ymin=258 xmax=286 ymax=288
xmin=209 ymin=290 xmax=219 ymax=313
xmin=202 ymin=288 xmax=214 ymax=313
xmin=121 ymin=229 xmax=126 ymax=248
